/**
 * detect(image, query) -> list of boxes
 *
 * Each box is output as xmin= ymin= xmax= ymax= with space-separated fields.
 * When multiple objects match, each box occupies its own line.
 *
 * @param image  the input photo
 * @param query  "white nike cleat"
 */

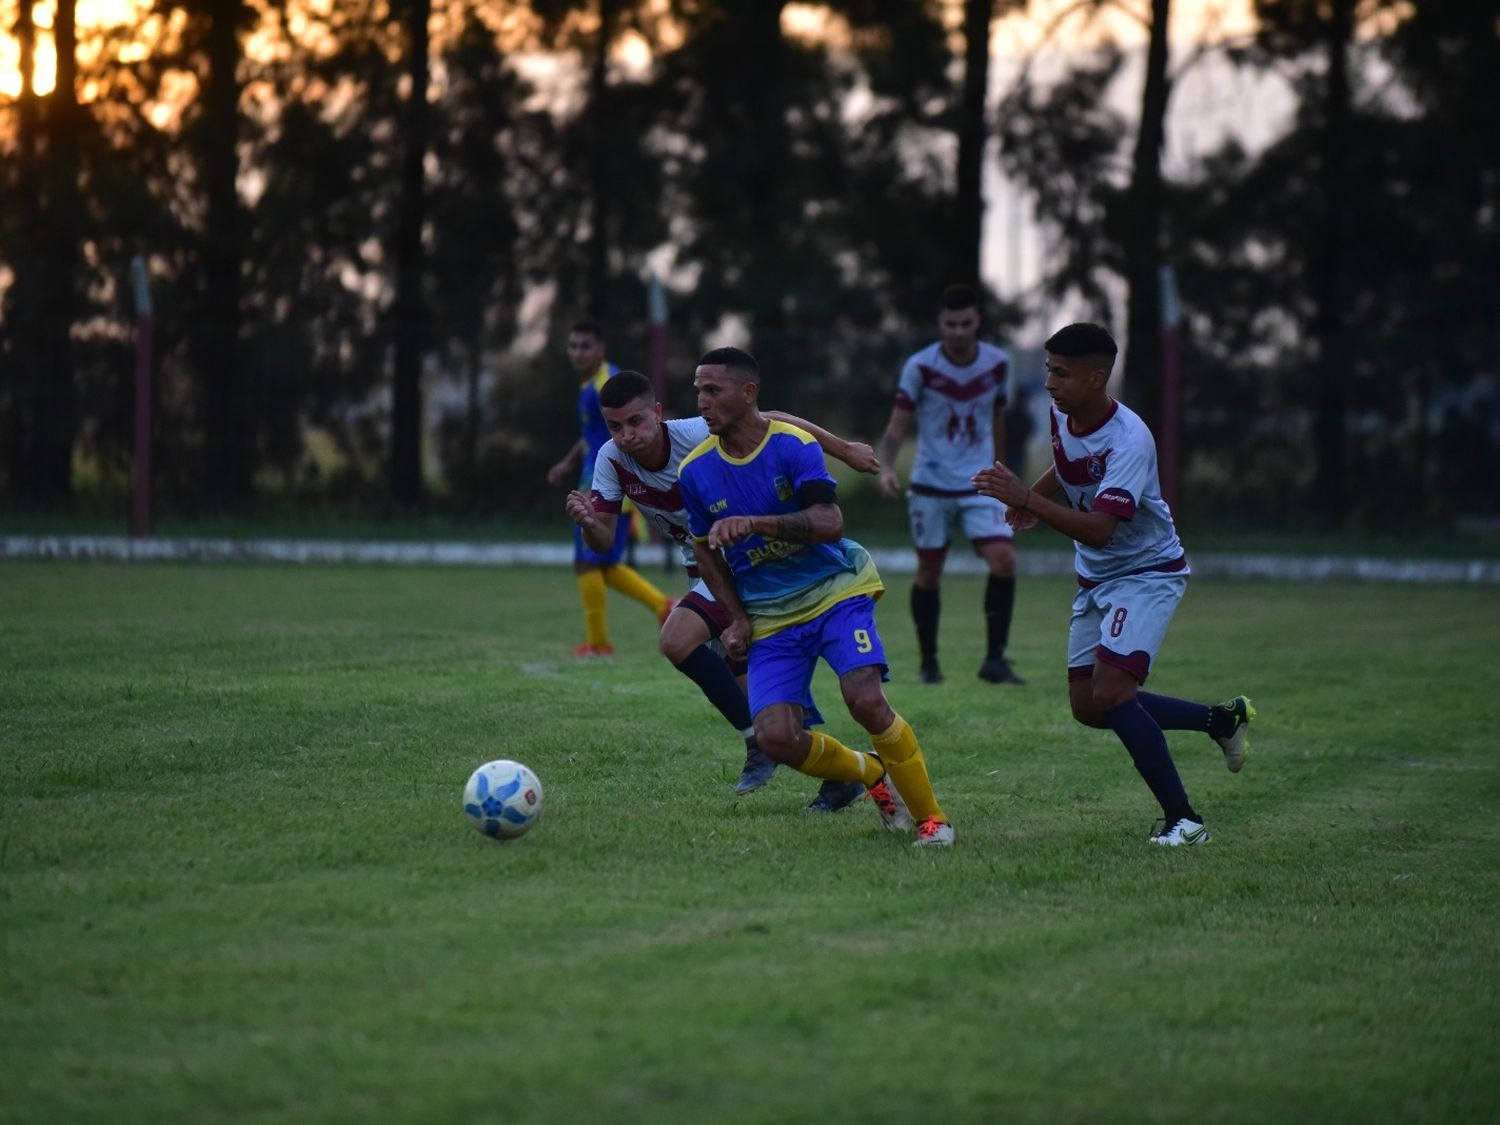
xmin=866 ymin=778 xmax=913 ymax=833
xmin=1150 ymin=817 xmax=1211 ymax=846
xmin=913 ymin=817 xmax=955 ymax=847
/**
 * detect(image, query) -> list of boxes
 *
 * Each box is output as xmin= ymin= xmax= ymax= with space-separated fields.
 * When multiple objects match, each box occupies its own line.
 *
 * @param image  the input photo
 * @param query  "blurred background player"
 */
xmin=680 ymin=347 xmax=955 ymax=847
xmin=876 ymin=283 xmax=1022 ymax=686
xmin=972 ymin=322 xmax=1254 ymax=846
xmin=565 ymin=369 xmax=874 ymax=811
xmin=546 ymin=320 xmax=671 ymax=656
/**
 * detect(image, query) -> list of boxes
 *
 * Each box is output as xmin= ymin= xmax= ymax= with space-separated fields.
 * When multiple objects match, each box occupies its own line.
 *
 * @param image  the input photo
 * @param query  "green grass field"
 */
xmin=2 ymin=561 xmax=1497 ymax=1123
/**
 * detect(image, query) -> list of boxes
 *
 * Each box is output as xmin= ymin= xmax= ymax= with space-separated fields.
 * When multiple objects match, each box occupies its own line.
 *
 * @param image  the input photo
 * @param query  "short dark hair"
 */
xmin=598 ymin=369 xmax=654 ymax=409
xmin=570 ymin=319 xmax=604 ymax=340
xmin=939 ymin=284 xmax=979 ymax=313
xmin=1045 ymin=322 xmax=1118 ymax=362
xmin=697 ymin=346 xmax=759 ymax=381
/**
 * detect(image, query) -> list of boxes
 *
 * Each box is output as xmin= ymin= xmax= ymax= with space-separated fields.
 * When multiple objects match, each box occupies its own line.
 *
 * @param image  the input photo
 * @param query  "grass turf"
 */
xmin=1 ymin=561 xmax=1496 ymax=1123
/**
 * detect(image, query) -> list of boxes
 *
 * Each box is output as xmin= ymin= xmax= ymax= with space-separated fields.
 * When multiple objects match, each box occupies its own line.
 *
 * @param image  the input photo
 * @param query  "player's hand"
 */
xmin=720 ymin=616 xmax=751 ymax=660
xmin=564 ymin=490 xmax=598 ymax=529
xmin=843 ymin=443 xmax=880 ymax=475
xmin=1005 ymin=506 xmax=1040 ymax=532
xmin=708 ymin=516 xmax=756 ymax=549
xmin=546 ymin=460 xmax=574 ymax=488
xmin=877 ymin=468 xmax=901 ymax=499
xmin=972 ymin=460 xmax=1028 ymax=507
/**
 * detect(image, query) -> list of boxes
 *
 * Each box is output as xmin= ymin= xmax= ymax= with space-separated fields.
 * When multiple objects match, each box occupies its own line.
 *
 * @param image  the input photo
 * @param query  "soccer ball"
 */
xmin=462 ymin=759 xmax=543 ymax=840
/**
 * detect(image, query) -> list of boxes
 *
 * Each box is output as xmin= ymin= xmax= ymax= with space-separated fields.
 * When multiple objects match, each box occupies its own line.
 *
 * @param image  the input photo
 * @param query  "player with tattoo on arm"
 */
xmin=565 ymin=369 xmax=875 ymax=810
xmin=678 ymin=347 xmax=956 ymax=847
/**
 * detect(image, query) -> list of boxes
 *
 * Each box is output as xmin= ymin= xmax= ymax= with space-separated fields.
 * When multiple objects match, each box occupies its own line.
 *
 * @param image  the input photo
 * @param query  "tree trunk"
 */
xmin=3 ymin=0 xmax=40 ymax=496
xmin=390 ymin=0 xmax=431 ymax=508
xmin=586 ymin=0 xmax=619 ymax=319
xmin=1311 ymin=0 xmax=1353 ymax=527
xmin=740 ymin=0 xmax=791 ymax=378
xmin=954 ymin=0 xmax=992 ymax=286
xmin=32 ymin=0 xmax=81 ymax=506
xmin=1121 ymin=0 xmax=1172 ymax=432
xmin=198 ymin=0 xmax=251 ymax=509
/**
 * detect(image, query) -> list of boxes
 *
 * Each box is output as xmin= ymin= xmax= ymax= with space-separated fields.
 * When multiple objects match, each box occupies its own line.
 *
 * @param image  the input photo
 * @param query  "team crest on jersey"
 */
xmin=773 ymin=475 xmax=793 ymax=501
xmin=1086 ymin=454 xmax=1106 ymax=482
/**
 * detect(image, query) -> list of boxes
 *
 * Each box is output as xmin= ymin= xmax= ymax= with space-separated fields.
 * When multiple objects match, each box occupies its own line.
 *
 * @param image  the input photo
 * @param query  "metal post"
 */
xmin=1158 ymin=264 xmax=1181 ymax=511
xmin=130 ymin=255 xmax=153 ymax=538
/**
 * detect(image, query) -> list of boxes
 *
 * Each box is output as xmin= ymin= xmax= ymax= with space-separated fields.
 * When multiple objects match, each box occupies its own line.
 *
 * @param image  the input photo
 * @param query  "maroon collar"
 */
xmin=1067 ymin=398 xmax=1118 ymax=438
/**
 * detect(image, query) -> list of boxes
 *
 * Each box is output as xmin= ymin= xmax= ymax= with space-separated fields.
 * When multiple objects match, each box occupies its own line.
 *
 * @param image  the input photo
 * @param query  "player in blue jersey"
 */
xmin=876 ymin=284 xmax=1023 ymax=686
xmin=972 ymin=322 xmax=1254 ymax=846
xmin=546 ymin=320 xmax=672 ymax=656
xmin=678 ymin=347 xmax=956 ymax=847
xmin=564 ymin=368 xmax=874 ymax=812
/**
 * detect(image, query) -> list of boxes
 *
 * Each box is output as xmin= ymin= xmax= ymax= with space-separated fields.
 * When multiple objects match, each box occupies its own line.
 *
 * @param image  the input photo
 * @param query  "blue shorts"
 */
xmin=747 ymin=595 xmax=888 ymax=721
xmin=574 ymin=513 xmax=632 ymax=566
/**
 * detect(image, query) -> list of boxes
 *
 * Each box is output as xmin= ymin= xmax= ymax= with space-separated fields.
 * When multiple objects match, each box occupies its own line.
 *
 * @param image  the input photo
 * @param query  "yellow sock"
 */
xmin=602 ymin=564 xmax=669 ymax=618
xmin=798 ymin=731 xmax=883 ymax=784
xmin=871 ymin=713 xmax=946 ymax=824
xmin=576 ymin=570 xmax=608 ymax=647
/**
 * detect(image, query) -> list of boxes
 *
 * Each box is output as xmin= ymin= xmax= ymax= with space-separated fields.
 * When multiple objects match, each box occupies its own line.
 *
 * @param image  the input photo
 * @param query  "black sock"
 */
xmin=674 ymin=644 xmax=752 ymax=732
xmin=984 ymin=575 xmax=1015 ymax=659
xmin=911 ymin=585 xmax=940 ymax=663
xmin=1138 ymin=692 xmax=1211 ymax=733
xmin=1102 ymin=699 xmax=1198 ymax=823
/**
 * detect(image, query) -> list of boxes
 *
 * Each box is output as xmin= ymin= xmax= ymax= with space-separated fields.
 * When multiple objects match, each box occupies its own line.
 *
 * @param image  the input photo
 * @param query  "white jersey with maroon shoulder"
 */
xmin=895 ymin=340 xmax=1010 ymax=494
xmin=1049 ymin=400 xmax=1187 ymax=583
xmin=590 ymin=417 xmax=711 ymax=569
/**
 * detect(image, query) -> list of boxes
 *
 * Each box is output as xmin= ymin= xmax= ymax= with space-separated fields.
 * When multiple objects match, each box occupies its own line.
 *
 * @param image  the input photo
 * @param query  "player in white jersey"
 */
xmin=564 ymin=369 xmax=879 ymax=807
xmin=972 ymin=323 xmax=1255 ymax=846
xmin=876 ymin=284 xmax=1022 ymax=686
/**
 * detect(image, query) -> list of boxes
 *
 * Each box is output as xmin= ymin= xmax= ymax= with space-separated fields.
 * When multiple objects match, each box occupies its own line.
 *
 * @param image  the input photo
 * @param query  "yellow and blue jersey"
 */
xmin=678 ymin=420 xmax=883 ymax=638
xmin=577 ymin=361 xmax=620 ymax=489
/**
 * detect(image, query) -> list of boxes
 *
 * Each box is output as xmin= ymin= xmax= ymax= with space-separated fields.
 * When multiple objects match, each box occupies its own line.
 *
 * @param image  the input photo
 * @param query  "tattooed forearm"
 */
xmin=765 ymin=511 xmax=816 ymax=543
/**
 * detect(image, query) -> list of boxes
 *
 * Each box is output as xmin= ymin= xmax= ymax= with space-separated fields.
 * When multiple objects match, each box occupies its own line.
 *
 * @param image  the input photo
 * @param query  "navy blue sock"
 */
xmin=1102 ymin=699 xmax=1197 ymax=822
xmin=984 ymin=575 xmax=1015 ymax=659
xmin=1137 ymin=692 xmax=1211 ymax=733
xmin=674 ymin=644 xmax=752 ymax=732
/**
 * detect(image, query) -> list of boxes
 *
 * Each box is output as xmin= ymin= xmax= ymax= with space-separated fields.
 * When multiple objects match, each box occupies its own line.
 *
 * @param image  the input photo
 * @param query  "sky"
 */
xmin=0 ymin=0 xmax=1262 ymax=100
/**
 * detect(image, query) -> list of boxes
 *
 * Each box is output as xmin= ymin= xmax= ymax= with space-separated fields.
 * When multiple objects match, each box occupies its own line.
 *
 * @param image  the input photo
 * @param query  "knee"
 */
xmin=754 ymin=713 xmax=804 ymax=762
xmin=844 ymin=689 xmax=893 ymax=733
xmin=659 ymin=629 xmax=693 ymax=665
xmin=1089 ymin=681 xmax=1135 ymax=716
xmin=987 ymin=546 xmax=1015 ymax=577
xmin=1070 ymin=698 xmax=1110 ymax=729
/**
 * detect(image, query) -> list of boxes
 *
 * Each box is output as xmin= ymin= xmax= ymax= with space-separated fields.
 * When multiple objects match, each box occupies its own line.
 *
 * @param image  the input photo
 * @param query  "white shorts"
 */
xmin=1067 ymin=571 xmax=1186 ymax=684
xmin=907 ymin=490 xmax=1014 ymax=551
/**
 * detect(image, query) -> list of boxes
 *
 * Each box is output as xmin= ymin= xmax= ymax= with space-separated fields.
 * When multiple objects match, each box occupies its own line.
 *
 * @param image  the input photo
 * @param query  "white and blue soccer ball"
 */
xmin=463 ymin=759 xmax=543 ymax=840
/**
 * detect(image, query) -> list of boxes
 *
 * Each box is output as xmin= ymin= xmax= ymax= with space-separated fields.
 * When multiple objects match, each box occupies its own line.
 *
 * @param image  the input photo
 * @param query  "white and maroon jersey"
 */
xmin=589 ymin=417 xmax=711 ymax=569
xmin=895 ymin=340 xmax=1009 ymax=494
xmin=1049 ymin=400 xmax=1187 ymax=584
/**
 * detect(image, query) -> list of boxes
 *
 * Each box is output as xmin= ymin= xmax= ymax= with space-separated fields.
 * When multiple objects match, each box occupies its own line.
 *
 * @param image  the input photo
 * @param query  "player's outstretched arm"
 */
xmin=547 ymin=439 xmax=585 ymax=487
xmin=763 ymin=412 xmax=879 ymax=474
xmin=564 ymin=490 xmax=619 ymax=553
xmin=874 ymin=406 xmax=911 ymax=499
xmin=973 ymin=461 xmax=1117 ymax=549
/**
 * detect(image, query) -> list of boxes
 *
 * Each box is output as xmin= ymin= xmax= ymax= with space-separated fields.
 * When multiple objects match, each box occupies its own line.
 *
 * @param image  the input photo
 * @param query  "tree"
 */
xmin=954 ymin=0 xmax=994 ymax=285
xmin=389 ymin=0 xmax=432 ymax=508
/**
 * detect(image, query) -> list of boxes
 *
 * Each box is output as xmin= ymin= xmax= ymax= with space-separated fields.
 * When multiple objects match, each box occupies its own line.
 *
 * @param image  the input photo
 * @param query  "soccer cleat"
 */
xmin=913 ymin=817 xmax=955 ymax=847
xmin=658 ymin=597 xmax=680 ymax=626
xmin=866 ymin=778 xmax=913 ymax=833
xmin=1150 ymin=817 xmax=1211 ymax=846
xmin=1211 ymin=695 xmax=1256 ymax=773
xmin=574 ymin=643 xmax=615 ymax=658
xmin=805 ymin=779 xmax=867 ymax=814
xmin=734 ymin=742 xmax=778 ymax=795
xmin=977 ymin=656 xmax=1025 ymax=685
xmin=919 ymin=659 xmax=944 ymax=685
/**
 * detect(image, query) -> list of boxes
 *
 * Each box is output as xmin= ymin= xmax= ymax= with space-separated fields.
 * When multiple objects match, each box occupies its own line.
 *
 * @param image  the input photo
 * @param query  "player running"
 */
xmin=972 ymin=322 xmax=1254 ymax=846
xmin=564 ymin=369 xmax=874 ymax=811
xmin=678 ymin=347 xmax=956 ymax=847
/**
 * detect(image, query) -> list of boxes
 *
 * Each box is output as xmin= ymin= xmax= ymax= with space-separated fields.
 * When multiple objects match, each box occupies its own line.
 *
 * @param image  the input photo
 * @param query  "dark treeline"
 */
xmin=0 ymin=0 xmax=1496 ymax=528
